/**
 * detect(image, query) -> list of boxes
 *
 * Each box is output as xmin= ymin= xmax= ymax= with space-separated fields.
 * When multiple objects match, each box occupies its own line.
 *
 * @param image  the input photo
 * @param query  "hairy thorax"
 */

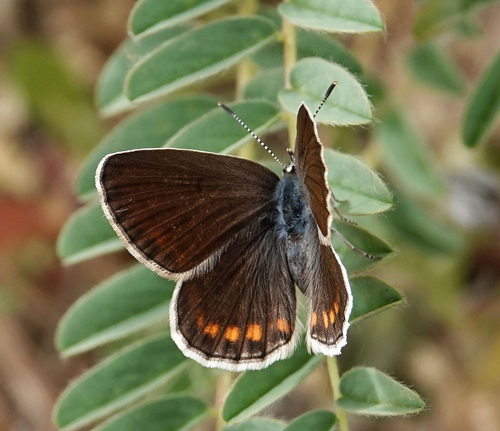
xmin=276 ymin=171 xmax=311 ymax=238
xmin=275 ymin=171 xmax=316 ymax=294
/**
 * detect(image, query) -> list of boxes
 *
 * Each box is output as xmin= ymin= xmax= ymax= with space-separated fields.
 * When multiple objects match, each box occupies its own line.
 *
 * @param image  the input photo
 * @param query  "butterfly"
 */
xmin=96 ymin=83 xmax=354 ymax=371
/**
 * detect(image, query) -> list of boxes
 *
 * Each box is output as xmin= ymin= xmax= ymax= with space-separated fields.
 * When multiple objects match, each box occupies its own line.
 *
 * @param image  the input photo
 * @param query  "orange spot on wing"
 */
xmin=311 ymin=312 xmax=318 ymax=327
xmin=224 ymin=326 xmax=240 ymax=343
xmin=329 ymin=309 xmax=336 ymax=323
xmin=197 ymin=315 xmax=204 ymax=329
xmin=246 ymin=324 xmax=262 ymax=342
xmin=334 ymin=302 xmax=340 ymax=314
xmin=277 ymin=318 xmax=290 ymax=333
xmin=323 ymin=311 xmax=329 ymax=329
xmin=204 ymin=323 xmax=219 ymax=338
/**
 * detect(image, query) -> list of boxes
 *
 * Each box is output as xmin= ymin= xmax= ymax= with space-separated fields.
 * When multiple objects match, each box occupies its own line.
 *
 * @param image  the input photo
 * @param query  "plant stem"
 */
xmin=235 ymin=0 xmax=258 ymax=100
xmin=215 ymin=371 xmax=231 ymax=431
xmin=360 ymin=136 xmax=383 ymax=170
xmin=327 ymin=356 xmax=350 ymax=431
xmin=282 ymin=20 xmax=296 ymax=89
xmin=282 ymin=4 xmax=297 ymax=148
xmin=234 ymin=0 xmax=258 ymax=160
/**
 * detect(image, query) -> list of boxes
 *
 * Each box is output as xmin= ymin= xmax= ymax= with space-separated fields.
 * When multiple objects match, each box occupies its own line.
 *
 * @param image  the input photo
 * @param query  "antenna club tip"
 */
xmin=217 ymin=102 xmax=235 ymax=115
xmin=325 ymin=82 xmax=338 ymax=98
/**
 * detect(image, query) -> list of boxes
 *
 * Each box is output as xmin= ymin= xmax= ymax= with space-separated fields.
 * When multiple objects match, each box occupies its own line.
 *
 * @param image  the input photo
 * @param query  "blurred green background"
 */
xmin=1 ymin=0 xmax=500 ymax=430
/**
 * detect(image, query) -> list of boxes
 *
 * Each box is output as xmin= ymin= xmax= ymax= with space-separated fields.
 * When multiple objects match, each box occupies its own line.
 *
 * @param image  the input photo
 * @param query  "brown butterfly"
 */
xmin=96 ymin=84 xmax=353 ymax=371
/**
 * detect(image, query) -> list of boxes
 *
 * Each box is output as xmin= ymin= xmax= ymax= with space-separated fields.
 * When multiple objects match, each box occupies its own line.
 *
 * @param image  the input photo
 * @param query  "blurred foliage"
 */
xmin=5 ymin=39 xmax=104 ymax=156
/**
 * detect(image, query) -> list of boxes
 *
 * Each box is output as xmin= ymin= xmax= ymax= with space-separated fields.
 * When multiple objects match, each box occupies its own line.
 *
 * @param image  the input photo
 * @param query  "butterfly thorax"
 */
xmin=275 ymin=171 xmax=311 ymax=238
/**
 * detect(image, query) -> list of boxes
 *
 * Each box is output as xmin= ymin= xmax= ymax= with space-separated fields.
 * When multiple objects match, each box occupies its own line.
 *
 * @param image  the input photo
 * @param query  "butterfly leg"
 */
xmin=329 ymin=195 xmax=358 ymax=226
xmin=330 ymin=190 xmax=348 ymax=204
xmin=330 ymin=225 xmax=382 ymax=261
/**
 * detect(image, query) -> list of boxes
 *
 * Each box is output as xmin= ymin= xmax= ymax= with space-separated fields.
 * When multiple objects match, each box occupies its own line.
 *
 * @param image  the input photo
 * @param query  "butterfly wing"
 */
xmin=294 ymin=104 xmax=332 ymax=239
xmin=171 ymin=213 xmax=299 ymax=371
xmin=97 ymin=149 xmax=280 ymax=278
xmin=305 ymin=236 xmax=352 ymax=355
xmin=293 ymin=103 xmax=352 ymax=355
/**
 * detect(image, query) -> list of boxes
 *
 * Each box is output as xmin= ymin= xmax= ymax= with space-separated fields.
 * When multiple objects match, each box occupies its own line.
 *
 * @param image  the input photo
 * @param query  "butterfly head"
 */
xmin=284 ymin=148 xmax=296 ymax=174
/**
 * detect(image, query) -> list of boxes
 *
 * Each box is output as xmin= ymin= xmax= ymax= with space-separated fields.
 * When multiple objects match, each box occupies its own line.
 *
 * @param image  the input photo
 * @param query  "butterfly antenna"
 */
xmin=313 ymin=81 xmax=337 ymax=118
xmin=218 ymin=102 xmax=286 ymax=168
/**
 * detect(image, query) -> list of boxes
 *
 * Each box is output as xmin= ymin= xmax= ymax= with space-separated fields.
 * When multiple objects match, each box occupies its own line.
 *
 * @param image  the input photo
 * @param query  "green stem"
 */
xmin=282 ymin=5 xmax=297 ymax=148
xmin=282 ymin=19 xmax=296 ymax=89
xmin=235 ymin=0 xmax=258 ymax=160
xmin=360 ymin=142 xmax=382 ymax=171
xmin=327 ymin=356 xmax=350 ymax=431
xmin=235 ymin=0 xmax=258 ymax=100
xmin=215 ymin=371 xmax=232 ymax=431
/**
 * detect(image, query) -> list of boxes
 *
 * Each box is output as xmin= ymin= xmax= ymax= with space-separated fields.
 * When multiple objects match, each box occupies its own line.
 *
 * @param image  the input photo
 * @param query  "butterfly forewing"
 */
xmin=294 ymin=105 xmax=332 ymax=238
xmin=97 ymin=149 xmax=280 ymax=278
xmin=171 ymin=214 xmax=298 ymax=371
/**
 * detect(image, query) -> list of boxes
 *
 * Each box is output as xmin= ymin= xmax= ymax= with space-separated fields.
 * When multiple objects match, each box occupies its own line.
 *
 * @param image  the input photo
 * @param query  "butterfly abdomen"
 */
xmin=276 ymin=173 xmax=311 ymax=238
xmin=276 ymin=171 xmax=325 ymax=297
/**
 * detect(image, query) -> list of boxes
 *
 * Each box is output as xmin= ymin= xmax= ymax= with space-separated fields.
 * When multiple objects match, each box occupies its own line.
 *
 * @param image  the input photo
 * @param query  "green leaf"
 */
xmin=222 ymin=347 xmax=322 ymax=422
xmin=384 ymin=192 xmax=464 ymax=255
xmin=57 ymin=201 xmax=122 ymax=266
xmin=332 ymin=222 xmax=393 ymax=273
xmin=253 ymin=30 xmax=363 ymax=77
xmin=76 ymin=95 xmax=217 ymax=198
xmin=129 ymin=0 xmax=232 ymax=36
xmin=284 ymin=410 xmax=337 ymax=431
xmin=413 ymin=0 xmax=497 ymax=40
xmin=337 ymin=367 xmax=425 ymax=416
xmin=244 ymin=68 xmax=284 ymax=104
xmin=278 ymin=0 xmax=384 ymax=34
xmin=166 ymin=100 xmax=280 ymax=153
xmin=164 ymin=370 xmax=193 ymax=394
xmin=297 ymin=31 xmax=363 ymax=76
xmin=251 ymin=42 xmax=284 ymax=69
xmin=93 ymin=396 xmax=208 ymax=431
xmin=96 ymin=26 xmax=188 ymax=116
xmin=350 ymin=277 xmax=404 ymax=323
xmin=324 ymin=148 xmax=393 ymax=215
xmin=408 ymin=42 xmax=466 ymax=96
xmin=224 ymin=418 xmax=287 ymax=431
xmin=126 ymin=17 xmax=277 ymax=104
xmin=362 ymin=74 xmax=386 ymax=105
xmin=54 ymin=334 xmax=187 ymax=431
xmin=279 ymin=58 xmax=372 ymax=125
xmin=376 ymin=111 xmax=446 ymax=198
xmin=56 ymin=265 xmax=173 ymax=357
xmin=462 ymin=49 xmax=500 ymax=147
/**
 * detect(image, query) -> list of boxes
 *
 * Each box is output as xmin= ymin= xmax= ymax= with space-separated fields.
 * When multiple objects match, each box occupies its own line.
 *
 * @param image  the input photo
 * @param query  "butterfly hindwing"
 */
xmin=306 ymin=242 xmax=352 ymax=355
xmin=284 ymin=212 xmax=352 ymax=355
xmin=171 ymin=213 xmax=299 ymax=371
xmin=97 ymin=149 xmax=280 ymax=278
